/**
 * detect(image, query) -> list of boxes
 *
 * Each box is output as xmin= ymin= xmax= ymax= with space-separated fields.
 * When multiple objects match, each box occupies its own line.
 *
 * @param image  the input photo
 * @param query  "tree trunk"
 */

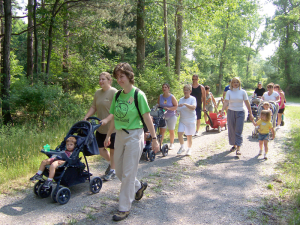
xmin=62 ymin=0 xmax=69 ymax=92
xmin=217 ymin=21 xmax=229 ymax=95
xmin=0 ymin=0 xmax=4 ymax=74
xmin=1 ymin=0 xmax=12 ymax=124
xmin=136 ymin=0 xmax=145 ymax=71
xmin=175 ymin=0 xmax=183 ymax=80
xmin=163 ymin=0 xmax=169 ymax=67
xmin=45 ymin=0 xmax=60 ymax=83
xmin=27 ymin=0 xmax=34 ymax=84
xmin=33 ymin=0 xmax=38 ymax=78
xmin=41 ymin=0 xmax=45 ymax=73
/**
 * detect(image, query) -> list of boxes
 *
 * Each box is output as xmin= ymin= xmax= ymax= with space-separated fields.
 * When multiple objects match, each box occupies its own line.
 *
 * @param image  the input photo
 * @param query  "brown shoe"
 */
xmin=135 ymin=181 xmax=148 ymax=200
xmin=112 ymin=211 xmax=130 ymax=221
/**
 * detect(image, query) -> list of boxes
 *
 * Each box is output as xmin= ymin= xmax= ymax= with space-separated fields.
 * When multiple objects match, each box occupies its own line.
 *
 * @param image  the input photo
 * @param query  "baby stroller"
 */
xmin=247 ymin=96 xmax=262 ymax=121
xmin=205 ymin=111 xmax=227 ymax=133
xmin=252 ymin=101 xmax=279 ymax=138
xmin=33 ymin=117 xmax=103 ymax=204
xmin=141 ymin=107 xmax=168 ymax=162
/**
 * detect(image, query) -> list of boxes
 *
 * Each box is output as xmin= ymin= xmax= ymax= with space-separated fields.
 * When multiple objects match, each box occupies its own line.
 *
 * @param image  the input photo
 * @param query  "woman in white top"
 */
xmin=176 ymin=84 xmax=197 ymax=156
xmin=262 ymin=83 xmax=279 ymax=102
xmin=221 ymin=77 xmax=253 ymax=155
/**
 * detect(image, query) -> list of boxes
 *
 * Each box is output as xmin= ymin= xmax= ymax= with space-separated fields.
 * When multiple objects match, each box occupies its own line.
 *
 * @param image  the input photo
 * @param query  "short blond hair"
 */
xmin=261 ymin=110 xmax=271 ymax=122
xmin=66 ymin=137 xmax=77 ymax=145
xmin=263 ymin=102 xmax=270 ymax=107
xmin=230 ymin=77 xmax=241 ymax=90
xmin=183 ymin=84 xmax=192 ymax=91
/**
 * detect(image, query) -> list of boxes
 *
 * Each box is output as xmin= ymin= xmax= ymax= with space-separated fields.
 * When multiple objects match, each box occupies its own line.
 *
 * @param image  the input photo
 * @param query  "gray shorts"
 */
xmin=206 ymin=105 xmax=214 ymax=112
xmin=161 ymin=115 xmax=177 ymax=130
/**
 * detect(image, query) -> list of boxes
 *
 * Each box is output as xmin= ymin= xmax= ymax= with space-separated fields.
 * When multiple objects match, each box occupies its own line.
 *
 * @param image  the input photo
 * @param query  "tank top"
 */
xmin=191 ymin=85 xmax=202 ymax=110
xmin=159 ymin=94 xmax=176 ymax=118
xmin=206 ymin=92 xmax=213 ymax=107
xmin=279 ymin=92 xmax=285 ymax=109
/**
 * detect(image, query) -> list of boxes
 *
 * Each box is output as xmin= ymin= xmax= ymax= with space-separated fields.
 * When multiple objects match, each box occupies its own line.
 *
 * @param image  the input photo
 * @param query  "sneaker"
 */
xmin=186 ymin=149 xmax=192 ymax=156
xmin=183 ymin=133 xmax=187 ymax=137
xmin=103 ymin=170 xmax=116 ymax=181
xmin=264 ymin=154 xmax=268 ymax=160
xmin=135 ymin=181 xmax=148 ymax=201
xmin=43 ymin=180 xmax=53 ymax=189
xmin=258 ymin=150 xmax=263 ymax=155
xmin=112 ymin=211 xmax=130 ymax=221
xmin=177 ymin=147 xmax=186 ymax=154
xmin=169 ymin=144 xmax=174 ymax=150
xmin=194 ymin=131 xmax=200 ymax=136
xmin=105 ymin=164 xmax=111 ymax=175
xmin=30 ymin=173 xmax=43 ymax=181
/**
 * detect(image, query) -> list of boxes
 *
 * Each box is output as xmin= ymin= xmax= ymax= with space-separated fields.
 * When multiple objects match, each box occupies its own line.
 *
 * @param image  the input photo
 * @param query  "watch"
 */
xmin=152 ymin=137 xmax=157 ymax=139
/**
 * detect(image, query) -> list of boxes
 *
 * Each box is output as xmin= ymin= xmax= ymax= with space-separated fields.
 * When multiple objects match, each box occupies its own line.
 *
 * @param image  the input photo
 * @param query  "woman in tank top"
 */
xmin=157 ymin=83 xmax=178 ymax=150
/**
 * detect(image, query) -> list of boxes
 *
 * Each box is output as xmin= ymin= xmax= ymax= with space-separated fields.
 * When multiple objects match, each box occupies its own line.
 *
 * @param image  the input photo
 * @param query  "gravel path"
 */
xmin=0 ymin=108 xmax=293 ymax=225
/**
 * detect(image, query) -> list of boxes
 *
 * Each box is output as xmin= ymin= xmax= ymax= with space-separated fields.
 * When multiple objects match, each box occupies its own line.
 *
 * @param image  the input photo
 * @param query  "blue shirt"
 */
xmin=224 ymin=85 xmax=230 ymax=92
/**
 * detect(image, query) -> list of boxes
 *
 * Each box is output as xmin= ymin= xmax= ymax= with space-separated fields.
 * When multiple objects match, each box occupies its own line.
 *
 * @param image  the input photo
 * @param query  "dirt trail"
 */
xmin=0 ymin=109 xmax=292 ymax=225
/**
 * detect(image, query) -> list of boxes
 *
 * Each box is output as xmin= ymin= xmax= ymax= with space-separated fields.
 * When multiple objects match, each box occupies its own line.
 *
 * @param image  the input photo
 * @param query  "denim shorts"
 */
xmin=258 ymin=133 xmax=269 ymax=141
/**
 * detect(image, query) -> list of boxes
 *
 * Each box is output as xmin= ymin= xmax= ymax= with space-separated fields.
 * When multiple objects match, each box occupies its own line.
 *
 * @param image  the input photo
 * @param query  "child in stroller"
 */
xmin=247 ymin=95 xmax=262 ymax=121
xmin=141 ymin=107 xmax=168 ymax=161
xmin=30 ymin=117 xmax=103 ymax=204
xmin=30 ymin=136 xmax=77 ymax=189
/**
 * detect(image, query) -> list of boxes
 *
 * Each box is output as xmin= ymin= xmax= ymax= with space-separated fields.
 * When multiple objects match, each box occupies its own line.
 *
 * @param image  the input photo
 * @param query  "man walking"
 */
xmin=191 ymin=75 xmax=206 ymax=136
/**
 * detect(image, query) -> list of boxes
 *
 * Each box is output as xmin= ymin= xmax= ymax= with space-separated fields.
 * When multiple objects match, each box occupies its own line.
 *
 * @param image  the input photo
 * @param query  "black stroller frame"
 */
xmin=33 ymin=117 xmax=103 ymax=204
xmin=247 ymin=96 xmax=262 ymax=121
xmin=141 ymin=107 xmax=168 ymax=162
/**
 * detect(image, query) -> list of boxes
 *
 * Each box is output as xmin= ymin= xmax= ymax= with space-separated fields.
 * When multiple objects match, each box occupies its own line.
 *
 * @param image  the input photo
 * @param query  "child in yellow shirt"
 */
xmin=252 ymin=110 xmax=275 ymax=159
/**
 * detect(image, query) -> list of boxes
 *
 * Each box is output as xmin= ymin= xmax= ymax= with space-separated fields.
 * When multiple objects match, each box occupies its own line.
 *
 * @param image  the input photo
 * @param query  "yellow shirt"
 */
xmin=92 ymin=87 xmax=117 ymax=134
xmin=257 ymin=119 xmax=273 ymax=134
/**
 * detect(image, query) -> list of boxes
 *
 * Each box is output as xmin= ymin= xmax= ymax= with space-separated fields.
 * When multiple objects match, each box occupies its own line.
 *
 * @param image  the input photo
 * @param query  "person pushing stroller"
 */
xmin=30 ymin=137 xmax=76 ymax=188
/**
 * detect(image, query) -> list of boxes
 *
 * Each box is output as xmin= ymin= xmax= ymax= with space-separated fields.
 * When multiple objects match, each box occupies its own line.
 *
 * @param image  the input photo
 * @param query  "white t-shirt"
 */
xmin=225 ymin=88 xmax=249 ymax=111
xmin=263 ymin=91 xmax=279 ymax=101
xmin=177 ymin=96 xmax=197 ymax=123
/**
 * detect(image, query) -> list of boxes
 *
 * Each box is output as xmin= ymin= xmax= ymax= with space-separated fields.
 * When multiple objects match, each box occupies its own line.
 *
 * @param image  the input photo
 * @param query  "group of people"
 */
xmin=30 ymin=65 xmax=286 ymax=221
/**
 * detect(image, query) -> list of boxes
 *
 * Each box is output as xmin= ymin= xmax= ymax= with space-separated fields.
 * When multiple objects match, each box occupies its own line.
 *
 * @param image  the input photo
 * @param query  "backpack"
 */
xmin=115 ymin=88 xmax=147 ymax=130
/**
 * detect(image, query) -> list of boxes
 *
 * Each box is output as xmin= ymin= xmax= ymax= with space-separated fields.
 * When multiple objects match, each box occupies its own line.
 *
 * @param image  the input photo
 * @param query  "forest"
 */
xmin=0 ymin=0 xmax=300 ymax=126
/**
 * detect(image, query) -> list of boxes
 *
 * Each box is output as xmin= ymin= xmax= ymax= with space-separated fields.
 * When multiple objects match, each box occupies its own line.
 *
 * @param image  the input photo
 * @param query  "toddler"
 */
xmin=252 ymin=110 xmax=275 ymax=159
xmin=30 ymin=136 xmax=77 ymax=188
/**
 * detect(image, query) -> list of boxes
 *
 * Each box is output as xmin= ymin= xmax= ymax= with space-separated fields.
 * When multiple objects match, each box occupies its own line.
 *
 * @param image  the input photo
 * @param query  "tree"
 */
xmin=137 ymin=0 xmax=145 ymax=70
xmin=27 ymin=0 xmax=34 ymax=83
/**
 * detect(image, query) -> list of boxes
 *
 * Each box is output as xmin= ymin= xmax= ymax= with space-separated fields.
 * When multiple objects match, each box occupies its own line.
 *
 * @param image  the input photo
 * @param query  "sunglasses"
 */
xmin=267 ymin=86 xmax=273 ymax=89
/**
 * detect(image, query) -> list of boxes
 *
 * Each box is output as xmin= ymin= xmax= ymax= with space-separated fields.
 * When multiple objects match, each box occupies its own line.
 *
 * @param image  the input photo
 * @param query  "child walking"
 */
xmin=30 ymin=137 xmax=77 ymax=188
xmin=252 ymin=110 xmax=275 ymax=159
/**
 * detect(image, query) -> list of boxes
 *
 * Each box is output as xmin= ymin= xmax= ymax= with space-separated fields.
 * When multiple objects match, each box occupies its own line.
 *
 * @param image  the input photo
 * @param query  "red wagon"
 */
xmin=205 ymin=112 xmax=227 ymax=133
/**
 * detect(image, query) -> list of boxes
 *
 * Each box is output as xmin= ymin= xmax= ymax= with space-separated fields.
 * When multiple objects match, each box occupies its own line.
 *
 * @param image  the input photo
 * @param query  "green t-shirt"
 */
xmin=109 ymin=87 xmax=150 ymax=130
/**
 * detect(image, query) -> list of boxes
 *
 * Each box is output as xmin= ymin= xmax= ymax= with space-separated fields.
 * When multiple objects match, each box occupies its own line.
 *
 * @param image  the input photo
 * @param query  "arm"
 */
xmin=275 ymin=95 xmax=280 ymax=102
xmin=270 ymin=127 xmax=275 ymax=139
xmin=104 ymin=116 xmax=115 ymax=148
xmin=182 ymin=103 xmax=196 ymax=110
xmin=211 ymin=93 xmax=217 ymax=108
xmin=100 ymin=114 xmax=114 ymax=126
xmin=201 ymin=85 xmax=206 ymax=111
xmin=244 ymin=100 xmax=254 ymax=121
xmin=83 ymin=106 xmax=96 ymax=120
xmin=143 ymin=112 xmax=159 ymax=153
xmin=221 ymin=100 xmax=229 ymax=113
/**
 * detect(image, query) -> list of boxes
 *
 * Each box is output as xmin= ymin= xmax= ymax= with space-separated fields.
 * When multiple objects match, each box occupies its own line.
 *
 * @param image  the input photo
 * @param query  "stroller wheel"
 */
xmin=252 ymin=131 xmax=254 ymax=138
xmin=33 ymin=181 xmax=42 ymax=196
xmin=56 ymin=187 xmax=71 ymax=205
xmin=148 ymin=150 xmax=156 ymax=162
xmin=206 ymin=125 xmax=209 ymax=132
xmin=90 ymin=176 xmax=103 ymax=194
xmin=38 ymin=183 xmax=52 ymax=198
xmin=218 ymin=126 xmax=221 ymax=133
xmin=161 ymin=144 xmax=169 ymax=157
xmin=225 ymin=124 xmax=227 ymax=130
xmin=281 ymin=120 xmax=284 ymax=126
xmin=141 ymin=151 xmax=148 ymax=161
xmin=51 ymin=185 xmax=63 ymax=202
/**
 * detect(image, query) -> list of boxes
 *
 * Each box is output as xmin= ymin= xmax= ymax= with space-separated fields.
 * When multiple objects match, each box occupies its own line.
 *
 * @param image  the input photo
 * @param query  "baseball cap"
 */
xmin=258 ymin=81 xmax=262 ymax=84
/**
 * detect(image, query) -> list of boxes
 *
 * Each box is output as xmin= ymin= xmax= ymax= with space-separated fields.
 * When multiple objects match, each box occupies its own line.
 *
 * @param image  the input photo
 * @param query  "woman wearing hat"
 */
xmin=253 ymin=81 xmax=265 ymax=98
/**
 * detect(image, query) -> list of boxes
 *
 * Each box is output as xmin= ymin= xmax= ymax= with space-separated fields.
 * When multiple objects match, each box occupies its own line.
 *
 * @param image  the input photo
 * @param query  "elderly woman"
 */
xmin=157 ymin=83 xmax=178 ymax=149
xmin=104 ymin=62 xmax=159 ymax=221
xmin=83 ymin=72 xmax=117 ymax=181
xmin=262 ymin=83 xmax=279 ymax=102
xmin=204 ymin=85 xmax=217 ymax=123
xmin=274 ymin=84 xmax=285 ymax=126
xmin=176 ymin=84 xmax=197 ymax=156
xmin=221 ymin=77 xmax=253 ymax=155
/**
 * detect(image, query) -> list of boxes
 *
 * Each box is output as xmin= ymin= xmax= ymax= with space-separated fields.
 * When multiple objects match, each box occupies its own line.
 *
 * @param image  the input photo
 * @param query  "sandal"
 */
xmin=236 ymin=149 xmax=241 ymax=155
xmin=230 ymin=146 xmax=236 ymax=152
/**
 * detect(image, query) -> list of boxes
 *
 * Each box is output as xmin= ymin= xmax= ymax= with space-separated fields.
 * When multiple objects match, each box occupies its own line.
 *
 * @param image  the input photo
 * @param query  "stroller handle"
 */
xmin=86 ymin=117 xmax=101 ymax=122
